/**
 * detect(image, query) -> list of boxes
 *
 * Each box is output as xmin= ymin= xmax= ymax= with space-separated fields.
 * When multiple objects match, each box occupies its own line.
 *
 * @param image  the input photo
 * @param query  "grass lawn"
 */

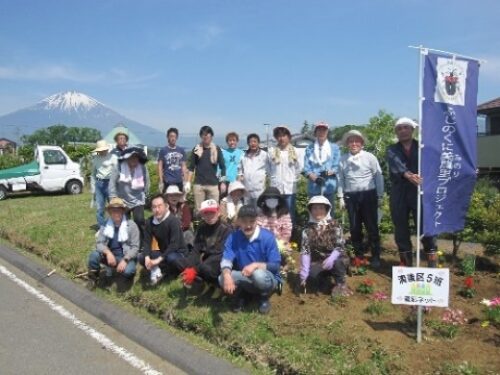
xmin=0 ymin=191 xmax=499 ymax=374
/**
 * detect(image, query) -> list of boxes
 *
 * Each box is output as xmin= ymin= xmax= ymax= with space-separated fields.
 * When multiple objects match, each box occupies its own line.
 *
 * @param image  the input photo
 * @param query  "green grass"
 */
xmin=0 ymin=192 xmax=477 ymax=374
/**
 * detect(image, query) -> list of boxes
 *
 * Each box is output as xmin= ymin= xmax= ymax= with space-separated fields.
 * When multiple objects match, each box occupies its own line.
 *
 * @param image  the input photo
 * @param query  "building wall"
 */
xmin=477 ymin=134 xmax=500 ymax=169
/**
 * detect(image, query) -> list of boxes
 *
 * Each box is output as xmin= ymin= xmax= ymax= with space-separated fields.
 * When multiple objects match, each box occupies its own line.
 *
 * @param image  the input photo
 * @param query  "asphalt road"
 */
xmin=0 ymin=257 xmax=185 ymax=375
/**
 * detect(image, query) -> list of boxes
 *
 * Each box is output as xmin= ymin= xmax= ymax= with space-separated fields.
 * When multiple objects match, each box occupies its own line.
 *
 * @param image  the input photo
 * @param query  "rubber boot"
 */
xmin=399 ymin=251 xmax=413 ymax=267
xmin=370 ymin=244 xmax=381 ymax=269
xmin=427 ymin=252 xmax=437 ymax=268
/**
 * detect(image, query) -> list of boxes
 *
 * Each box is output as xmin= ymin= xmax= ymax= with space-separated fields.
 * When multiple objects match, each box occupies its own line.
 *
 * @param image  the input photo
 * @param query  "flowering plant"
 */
xmin=459 ymin=276 xmax=476 ymax=298
xmin=276 ymin=240 xmax=296 ymax=276
xmin=356 ymin=278 xmax=374 ymax=294
xmin=481 ymin=297 xmax=500 ymax=327
xmin=352 ymin=257 xmax=369 ymax=275
xmin=442 ymin=308 xmax=468 ymax=326
xmin=373 ymin=291 xmax=389 ymax=301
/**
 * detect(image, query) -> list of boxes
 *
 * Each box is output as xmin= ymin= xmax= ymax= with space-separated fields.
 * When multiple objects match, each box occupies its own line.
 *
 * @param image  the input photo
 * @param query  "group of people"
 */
xmin=87 ymin=118 xmax=436 ymax=313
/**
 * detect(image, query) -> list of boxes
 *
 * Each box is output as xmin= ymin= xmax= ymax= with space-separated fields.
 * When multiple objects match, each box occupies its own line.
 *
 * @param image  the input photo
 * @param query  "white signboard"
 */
xmin=391 ymin=267 xmax=450 ymax=307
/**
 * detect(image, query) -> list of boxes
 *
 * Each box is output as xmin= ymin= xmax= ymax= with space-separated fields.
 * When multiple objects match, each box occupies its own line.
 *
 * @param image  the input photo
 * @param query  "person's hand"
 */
xmin=308 ymin=173 xmax=317 ymax=182
xmin=223 ymin=273 xmax=236 ymax=295
xmin=152 ymin=257 xmax=163 ymax=267
xmin=106 ymin=252 xmax=117 ymax=267
xmin=300 ymin=279 xmax=307 ymax=287
xmin=338 ymin=197 xmax=346 ymax=210
xmin=183 ymin=182 xmax=191 ymax=194
xmin=326 ymin=170 xmax=335 ymax=176
xmin=145 ymin=256 xmax=152 ymax=270
xmin=158 ymin=181 xmax=164 ymax=193
xmin=220 ymin=182 xmax=227 ymax=195
xmin=404 ymin=171 xmax=422 ymax=186
xmin=242 ymin=263 xmax=258 ymax=277
xmin=116 ymin=259 xmax=127 ymax=273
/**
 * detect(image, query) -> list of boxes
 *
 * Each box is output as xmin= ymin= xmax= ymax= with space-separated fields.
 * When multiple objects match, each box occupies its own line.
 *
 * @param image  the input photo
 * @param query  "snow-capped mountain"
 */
xmin=0 ymin=91 xmax=165 ymax=146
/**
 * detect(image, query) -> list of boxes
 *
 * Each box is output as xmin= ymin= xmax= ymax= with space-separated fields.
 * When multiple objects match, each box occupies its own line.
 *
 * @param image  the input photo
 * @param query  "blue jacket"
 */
xmin=303 ymin=141 xmax=340 ymax=195
xmin=221 ymin=226 xmax=281 ymax=281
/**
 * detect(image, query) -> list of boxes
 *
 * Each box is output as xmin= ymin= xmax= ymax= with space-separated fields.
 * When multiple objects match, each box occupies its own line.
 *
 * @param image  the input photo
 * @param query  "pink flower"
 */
xmin=373 ymin=291 xmax=388 ymax=301
xmin=442 ymin=308 xmax=467 ymax=325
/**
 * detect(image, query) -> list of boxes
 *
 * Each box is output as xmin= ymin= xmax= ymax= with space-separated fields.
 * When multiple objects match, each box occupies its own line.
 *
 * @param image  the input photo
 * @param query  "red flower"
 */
xmin=181 ymin=267 xmax=198 ymax=285
xmin=363 ymin=279 xmax=374 ymax=286
xmin=353 ymin=257 xmax=362 ymax=267
xmin=464 ymin=276 xmax=474 ymax=289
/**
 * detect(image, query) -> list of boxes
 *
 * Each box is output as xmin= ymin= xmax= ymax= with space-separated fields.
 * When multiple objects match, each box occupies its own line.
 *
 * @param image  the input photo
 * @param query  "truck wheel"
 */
xmin=66 ymin=180 xmax=83 ymax=195
xmin=0 ymin=186 xmax=7 ymax=200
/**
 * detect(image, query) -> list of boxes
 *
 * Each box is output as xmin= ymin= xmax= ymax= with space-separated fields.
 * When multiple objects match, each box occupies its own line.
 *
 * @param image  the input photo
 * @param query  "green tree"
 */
xmin=21 ymin=125 xmax=101 ymax=146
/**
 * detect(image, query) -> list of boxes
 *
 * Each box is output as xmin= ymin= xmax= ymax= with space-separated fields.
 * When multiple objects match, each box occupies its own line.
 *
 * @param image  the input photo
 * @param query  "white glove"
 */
xmin=158 ymin=181 xmax=164 ymax=193
xmin=338 ymin=197 xmax=345 ymax=210
xmin=184 ymin=182 xmax=191 ymax=194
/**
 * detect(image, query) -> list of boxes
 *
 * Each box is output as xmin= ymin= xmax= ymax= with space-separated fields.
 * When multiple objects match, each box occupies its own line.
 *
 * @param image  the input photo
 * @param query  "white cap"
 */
xmin=307 ymin=195 xmax=331 ymax=210
xmin=165 ymin=185 xmax=183 ymax=195
xmin=199 ymin=199 xmax=219 ymax=213
xmin=395 ymin=117 xmax=418 ymax=128
xmin=228 ymin=180 xmax=246 ymax=195
xmin=341 ymin=129 xmax=366 ymax=146
xmin=314 ymin=121 xmax=329 ymax=132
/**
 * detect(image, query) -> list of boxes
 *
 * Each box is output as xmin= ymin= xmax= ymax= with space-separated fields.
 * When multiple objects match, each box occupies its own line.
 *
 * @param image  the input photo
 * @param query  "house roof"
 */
xmin=0 ymin=138 xmax=16 ymax=144
xmin=477 ymin=97 xmax=500 ymax=115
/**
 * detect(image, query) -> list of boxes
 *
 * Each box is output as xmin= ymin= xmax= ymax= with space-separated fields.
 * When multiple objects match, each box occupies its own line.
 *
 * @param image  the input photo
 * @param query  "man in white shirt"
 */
xmin=267 ymin=125 xmax=301 ymax=222
xmin=238 ymin=133 xmax=269 ymax=207
xmin=91 ymin=140 xmax=117 ymax=228
xmin=337 ymin=130 xmax=384 ymax=268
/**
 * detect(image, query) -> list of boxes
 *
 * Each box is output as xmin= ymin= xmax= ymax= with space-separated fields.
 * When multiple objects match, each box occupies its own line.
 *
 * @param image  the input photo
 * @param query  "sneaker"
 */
xmin=232 ymin=297 xmax=245 ymax=313
xmin=276 ymin=281 xmax=283 ymax=296
xmin=150 ymin=266 xmax=163 ymax=286
xmin=258 ymin=298 xmax=271 ymax=314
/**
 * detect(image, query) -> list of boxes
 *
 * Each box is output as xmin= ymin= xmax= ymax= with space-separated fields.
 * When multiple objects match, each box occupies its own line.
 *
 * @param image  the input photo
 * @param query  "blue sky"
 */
xmin=1 ymin=0 xmax=499 ymax=138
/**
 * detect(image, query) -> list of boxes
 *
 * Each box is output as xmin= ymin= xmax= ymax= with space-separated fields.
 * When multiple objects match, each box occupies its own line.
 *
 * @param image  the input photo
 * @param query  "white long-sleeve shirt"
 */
xmin=238 ymin=149 xmax=269 ymax=199
xmin=337 ymin=150 xmax=384 ymax=198
xmin=267 ymin=146 xmax=301 ymax=194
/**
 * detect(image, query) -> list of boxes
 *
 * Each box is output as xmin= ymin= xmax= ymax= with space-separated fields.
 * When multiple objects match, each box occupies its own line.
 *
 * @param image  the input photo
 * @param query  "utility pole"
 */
xmin=264 ymin=123 xmax=270 ymax=151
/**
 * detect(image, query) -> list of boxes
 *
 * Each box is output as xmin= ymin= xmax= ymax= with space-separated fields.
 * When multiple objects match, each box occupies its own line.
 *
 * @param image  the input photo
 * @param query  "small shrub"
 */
xmin=356 ymin=279 xmax=375 ymax=294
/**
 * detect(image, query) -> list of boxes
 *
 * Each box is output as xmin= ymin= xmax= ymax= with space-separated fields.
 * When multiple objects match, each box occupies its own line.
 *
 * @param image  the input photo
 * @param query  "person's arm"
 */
xmin=123 ymin=220 xmax=140 ymax=260
xmin=143 ymin=165 xmax=150 ymax=196
xmin=157 ymin=150 xmax=164 ymax=183
xmin=330 ymin=144 xmax=340 ymax=175
xmin=187 ymin=149 xmax=196 ymax=183
xmin=336 ymin=158 xmax=345 ymax=198
xmin=237 ymin=157 xmax=244 ymax=181
xmin=164 ymin=218 xmax=185 ymax=257
xmin=386 ymin=146 xmax=408 ymax=177
xmin=220 ymin=234 xmax=237 ymax=294
xmin=264 ymin=233 xmax=281 ymax=274
xmin=181 ymin=148 xmax=189 ymax=183
xmin=303 ymin=146 xmax=316 ymax=181
xmin=95 ymin=229 xmax=108 ymax=253
xmin=373 ymin=156 xmax=384 ymax=199
xmin=217 ymin=146 xmax=226 ymax=180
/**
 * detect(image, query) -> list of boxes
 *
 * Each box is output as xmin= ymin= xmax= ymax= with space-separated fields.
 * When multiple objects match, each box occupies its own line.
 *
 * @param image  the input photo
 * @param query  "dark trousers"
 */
xmin=390 ymin=187 xmax=436 ymax=256
xmin=168 ymin=250 xmax=222 ymax=284
xmin=137 ymin=251 xmax=169 ymax=271
xmin=309 ymin=254 xmax=349 ymax=285
xmin=345 ymin=189 xmax=380 ymax=257
xmin=126 ymin=205 xmax=145 ymax=239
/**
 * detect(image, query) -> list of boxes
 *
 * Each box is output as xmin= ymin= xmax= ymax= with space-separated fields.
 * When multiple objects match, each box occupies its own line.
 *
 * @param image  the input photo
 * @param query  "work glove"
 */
xmin=322 ymin=248 xmax=341 ymax=271
xmin=184 ymin=182 xmax=191 ymax=194
xmin=338 ymin=197 xmax=346 ymax=210
xmin=299 ymin=253 xmax=311 ymax=284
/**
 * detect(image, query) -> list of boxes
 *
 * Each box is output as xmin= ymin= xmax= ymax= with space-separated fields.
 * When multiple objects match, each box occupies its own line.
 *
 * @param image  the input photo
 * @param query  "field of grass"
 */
xmin=0 ymin=191 xmax=498 ymax=374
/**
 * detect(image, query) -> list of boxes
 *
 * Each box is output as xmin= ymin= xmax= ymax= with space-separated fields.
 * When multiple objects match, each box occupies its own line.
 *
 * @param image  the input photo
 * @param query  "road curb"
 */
xmin=0 ymin=243 xmax=247 ymax=375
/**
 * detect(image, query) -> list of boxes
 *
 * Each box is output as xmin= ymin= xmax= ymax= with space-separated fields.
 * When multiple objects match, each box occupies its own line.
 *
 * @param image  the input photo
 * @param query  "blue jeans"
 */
xmin=88 ymin=250 xmax=136 ymax=279
xmin=95 ymin=179 xmax=109 ymax=227
xmin=283 ymin=194 xmax=296 ymax=223
xmin=218 ymin=269 xmax=278 ymax=297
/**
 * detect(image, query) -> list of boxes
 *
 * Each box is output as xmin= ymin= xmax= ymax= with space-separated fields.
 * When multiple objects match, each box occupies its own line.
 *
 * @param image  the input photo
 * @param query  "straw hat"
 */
xmin=93 ymin=140 xmax=109 ymax=152
xmin=106 ymin=197 xmax=127 ymax=209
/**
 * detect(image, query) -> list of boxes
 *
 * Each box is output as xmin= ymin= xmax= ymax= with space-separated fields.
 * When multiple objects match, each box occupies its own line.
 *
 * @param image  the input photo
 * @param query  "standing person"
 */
xmin=157 ymin=127 xmax=189 ymax=194
xmin=219 ymin=180 xmax=246 ymax=226
xmin=299 ymin=196 xmax=352 ymax=297
xmin=219 ymin=205 xmax=281 ymax=314
xmin=165 ymin=185 xmax=195 ymax=249
xmin=267 ymin=125 xmax=301 ymax=222
xmin=222 ymin=132 xmax=244 ymax=184
xmin=337 ymin=130 xmax=384 ymax=268
xmin=187 ymin=126 xmax=226 ymax=213
xmin=174 ymin=199 xmax=233 ymax=286
xmin=138 ymin=194 xmax=187 ymax=285
xmin=386 ymin=117 xmax=437 ymax=267
xmin=303 ymin=122 xmax=340 ymax=209
xmin=110 ymin=129 xmax=129 ymax=157
xmin=87 ymin=198 xmax=139 ymax=289
xmin=91 ymin=140 xmax=117 ymax=228
xmin=238 ymin=133 xmax=268 ymax=206
xmin=109 ymin=147 xmax=150 ymax=236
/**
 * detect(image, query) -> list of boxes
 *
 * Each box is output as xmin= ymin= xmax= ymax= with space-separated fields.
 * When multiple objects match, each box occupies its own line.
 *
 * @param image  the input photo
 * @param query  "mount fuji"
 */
xmin=0 ymin=91 xmax=166 ymax=146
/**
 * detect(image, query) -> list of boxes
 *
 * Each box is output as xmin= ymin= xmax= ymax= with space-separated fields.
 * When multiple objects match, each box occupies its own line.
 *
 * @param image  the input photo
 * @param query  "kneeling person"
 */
xmin=299 ymin=196 xmax=352 ymax=297
xmin=87 ymin=198 xmax=139 ymax=288
xmin=138 ymin=193 xmax=187 ymax=284
xmin=219 ymin=205 xmax=281 ymax=314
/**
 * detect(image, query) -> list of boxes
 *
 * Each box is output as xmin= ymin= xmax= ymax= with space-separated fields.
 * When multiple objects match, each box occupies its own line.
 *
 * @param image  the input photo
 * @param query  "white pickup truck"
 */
xmin=0 ymin=145 xmax=84 ymax=200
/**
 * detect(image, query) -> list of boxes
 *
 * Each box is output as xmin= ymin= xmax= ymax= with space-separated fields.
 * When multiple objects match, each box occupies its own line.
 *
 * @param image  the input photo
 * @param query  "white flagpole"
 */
xmin=416 ymin=44 xmax=426 ymax=343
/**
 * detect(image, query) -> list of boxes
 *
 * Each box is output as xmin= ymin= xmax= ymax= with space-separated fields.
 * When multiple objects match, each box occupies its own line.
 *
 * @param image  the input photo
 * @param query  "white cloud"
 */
xmin=0 ymin=64 xmax=159 ymax=87
xmin=169 ymin=24 xmax=223 ymax=51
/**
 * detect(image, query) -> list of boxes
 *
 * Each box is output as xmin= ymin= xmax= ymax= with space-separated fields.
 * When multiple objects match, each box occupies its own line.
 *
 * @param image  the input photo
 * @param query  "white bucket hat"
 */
xmin=165 ymin=185 xmax=183 ymax=195
xmin=307 ymin=195 xmax=331 ymax=211
xmin=395 ymin=117 xmax=418 ymax=129
xmin=228 ymin=180 xmax=246 ymax=195
xmin=93 ymin=140 xmax=109 ymax=152
xmin=342 ymin=130 xmax=366 ymax=146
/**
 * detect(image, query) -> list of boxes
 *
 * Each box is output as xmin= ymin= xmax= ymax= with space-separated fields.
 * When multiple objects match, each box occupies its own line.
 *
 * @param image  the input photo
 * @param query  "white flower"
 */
xmin=481 ymin=298 xmax=492 ymax=307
